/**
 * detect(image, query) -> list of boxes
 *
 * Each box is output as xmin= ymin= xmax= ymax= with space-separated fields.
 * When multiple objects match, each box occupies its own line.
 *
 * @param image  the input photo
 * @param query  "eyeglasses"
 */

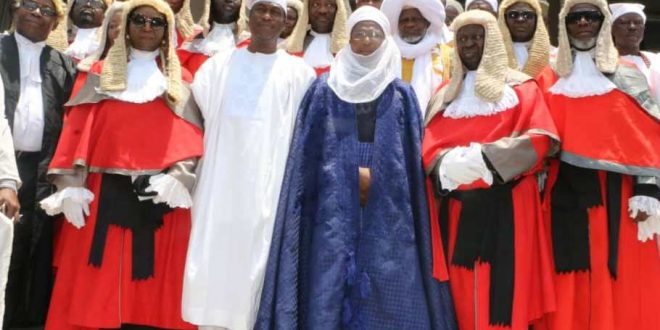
xmin=20 ymin=0 xmax=58 ymax=17
xmin=506 ymin=10 xmax=537 ymax=21
xmin=75 ymin=0 xmax=107 ymax=9
xmin=351 ymin=30 xmax=385 ymax=40
xmin=566 ymin=11 xmax=604 ymax=25
xmin=129 ymin=14 xmax=168 ymax=29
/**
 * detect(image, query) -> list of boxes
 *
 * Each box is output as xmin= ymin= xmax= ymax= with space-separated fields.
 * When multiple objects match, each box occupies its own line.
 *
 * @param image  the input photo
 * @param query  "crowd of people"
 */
xmin=0 ymin=0 xmax=658 ymax=329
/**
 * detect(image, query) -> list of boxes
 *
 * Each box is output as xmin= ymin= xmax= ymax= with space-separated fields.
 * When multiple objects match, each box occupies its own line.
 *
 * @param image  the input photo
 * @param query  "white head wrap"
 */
xmin=247 ymin=0 xmax=287 ymax=13
xmin=465 ymin=0 xmax=498 ymax=12
xmin=328 ymin=6 xmax=402 ymax=103
xmin=610 ymin=3 xmax=646 ymax=24
xmin=381 ymin=0 xmax=452 ymax=57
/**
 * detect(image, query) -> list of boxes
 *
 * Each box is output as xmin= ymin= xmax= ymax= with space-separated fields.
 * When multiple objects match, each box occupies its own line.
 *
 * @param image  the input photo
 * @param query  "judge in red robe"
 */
xmin=286 ymin=0 xmax=350 ymax=75
xmin=534 ymin=1 xmax=660 ymax=330
xmin=422 ymin=10 xmax=558 ymax=330
xmin=41 ymin=1 xmax=203 ymax=328
xmin=177 ymin=0 xmax=244 ymax=76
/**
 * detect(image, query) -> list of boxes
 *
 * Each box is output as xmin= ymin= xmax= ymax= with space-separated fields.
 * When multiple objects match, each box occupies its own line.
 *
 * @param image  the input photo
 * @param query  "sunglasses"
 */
xmin=506 ymin=10 xmax=537 ymax=21
xmin=566 ymin=11 xmax=604 ymax=25
xmin=129 ymin=13 xmax=168 ymax=29
xmin=20 ymin=0 xmax=57 ymax=17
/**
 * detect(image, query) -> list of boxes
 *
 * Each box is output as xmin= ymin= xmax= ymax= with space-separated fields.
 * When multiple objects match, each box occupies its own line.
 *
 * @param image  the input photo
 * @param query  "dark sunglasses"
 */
xmin=566 ymin=11 xmax=604 ymax=25
xmin=506 ymin=10 xmax=537 ymax=21
xmin=20 ymin=0 xmax=58 ymax=17
xmin=129 ymin=13 xmax=168 ymax=29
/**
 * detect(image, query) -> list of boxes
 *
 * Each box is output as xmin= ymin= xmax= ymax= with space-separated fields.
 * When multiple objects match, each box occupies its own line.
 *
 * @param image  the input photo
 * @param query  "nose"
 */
xmin=577 ymin=16 xmax=589 ymax=26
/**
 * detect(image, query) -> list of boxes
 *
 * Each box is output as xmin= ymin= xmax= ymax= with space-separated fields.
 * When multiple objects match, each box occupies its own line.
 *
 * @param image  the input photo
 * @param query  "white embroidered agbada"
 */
xmin=183 ymin=43 xmax=315 ymax=329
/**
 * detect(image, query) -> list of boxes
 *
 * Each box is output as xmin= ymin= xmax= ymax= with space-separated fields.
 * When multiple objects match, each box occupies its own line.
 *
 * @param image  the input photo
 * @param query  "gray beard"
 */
xmin=569 ymin=36 xmax=597 ymax=51
xmin=402 ymin=34 xmax=425 ymax=44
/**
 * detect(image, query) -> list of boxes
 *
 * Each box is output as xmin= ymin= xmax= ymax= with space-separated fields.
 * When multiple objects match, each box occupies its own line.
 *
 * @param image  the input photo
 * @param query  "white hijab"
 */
xmin=328 ymin=6 xmax=402 ymax=104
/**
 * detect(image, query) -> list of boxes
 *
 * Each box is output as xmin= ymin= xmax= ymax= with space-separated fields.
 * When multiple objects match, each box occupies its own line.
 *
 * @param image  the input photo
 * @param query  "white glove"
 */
xmin=629 ymin=195 xmax=660 ymax=242
xmin=40 ymin=187 xmax=94 ymax=229
xmin=438 ymin=143 xmax=494 ymax=191
xmin=144 ymin=174 xmax=193 ymax=209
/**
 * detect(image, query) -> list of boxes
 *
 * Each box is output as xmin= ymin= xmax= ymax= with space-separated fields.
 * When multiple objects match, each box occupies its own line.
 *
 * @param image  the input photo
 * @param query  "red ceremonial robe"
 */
xmin=422 ymin=77 xmax=558 ymax=330
xmin=177 ymin=48 xmax=210 ymax=76
xmin=44 ymin=62 xmax=204 ymax=329
xmin=534 ymin=64 xmax=660 ymax=330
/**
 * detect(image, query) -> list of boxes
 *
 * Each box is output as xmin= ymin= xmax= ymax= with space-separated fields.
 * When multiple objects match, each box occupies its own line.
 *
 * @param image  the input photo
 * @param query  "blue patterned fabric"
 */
xmin=254 ymin=76 xmax=457 ymax=330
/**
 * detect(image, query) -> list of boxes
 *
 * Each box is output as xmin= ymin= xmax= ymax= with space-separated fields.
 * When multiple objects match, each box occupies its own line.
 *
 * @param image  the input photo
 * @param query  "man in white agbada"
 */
xmin=381 ymin=0 xmax=452 ymax=110
xmin=610 ymin=3 xmax=660 ymax=103
xmin=465 ymin=0 xmax=498 ymax=16
xmin=64 ymin=0 xmax=112 ymax=60
xmin=182 ymin=0 xmax=315 ymax=327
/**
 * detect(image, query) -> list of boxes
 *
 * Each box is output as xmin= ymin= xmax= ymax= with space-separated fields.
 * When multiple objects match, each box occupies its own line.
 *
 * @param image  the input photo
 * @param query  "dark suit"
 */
xmin=0 ymin=33 xmax=76 ymax=328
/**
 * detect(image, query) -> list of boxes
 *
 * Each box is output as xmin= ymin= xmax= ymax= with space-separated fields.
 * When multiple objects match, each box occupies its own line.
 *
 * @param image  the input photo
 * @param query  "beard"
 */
xmin=569 ymin=36 xmax=597 ymax=51
xmin=401 ymin=34 xmax=425 ymax=44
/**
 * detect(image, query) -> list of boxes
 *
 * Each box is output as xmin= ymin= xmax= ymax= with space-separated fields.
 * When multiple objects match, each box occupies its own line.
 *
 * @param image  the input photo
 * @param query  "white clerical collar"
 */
xmin=549 ymin=50 xmax=616 ymax=98
xmin=15 ymin=32 xmax=46 ymax=52
xmin=444 ymin=71 xmax=519 ymax=119
xmin=15 ymin=32 xmax=45 ymax=82
xmin=195 ymin=22 xmax=236 ymax=56
xmin=65 ymin=27 xmax=100 ymax=60
xmin=512 ymin=42 xmax=529 ymax=70
xmin=99 ymin=48 xmax=167 ymax=103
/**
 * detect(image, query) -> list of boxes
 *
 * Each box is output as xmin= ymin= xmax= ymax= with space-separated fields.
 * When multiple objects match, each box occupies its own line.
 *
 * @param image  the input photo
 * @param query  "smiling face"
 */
xmin=309 ymin=0 xmax=337 ymax=33
xmin=211 ymin=0 xmax=241 ymax=24
xmin=565 ymin=3 xmax=603 ymax=50
xmin=127 ymin=6 xmax=167 ymax=52
xmin=14 ymin=0 xmax=60 ymax=43
xmin=612 ymin=12 xmax=645 ymax=55
xmin=505 ymin=2 xmax=537 ymax=43
xmin=456 ymin=24 xmax=485 ymax=71
xmin=71 ymin=0 xmax=107 ymax=29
